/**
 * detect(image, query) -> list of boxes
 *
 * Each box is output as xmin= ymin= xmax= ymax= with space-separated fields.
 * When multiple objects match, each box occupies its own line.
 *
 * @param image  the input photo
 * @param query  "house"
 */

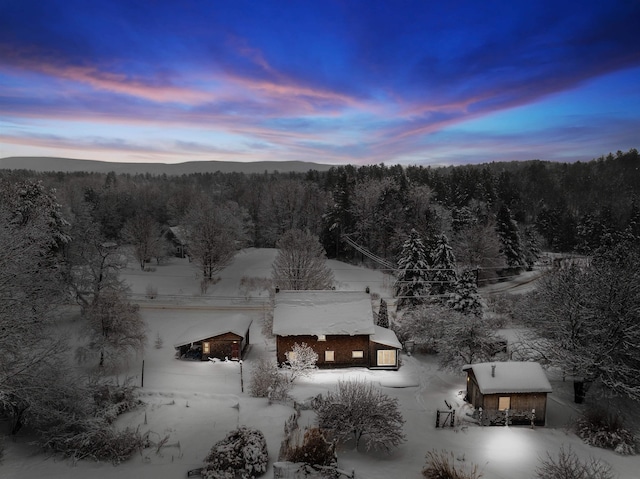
xmin=273 ymin=290 xmax=402 ymax=370
xmin=174 ymin=315 xmax=252 ymax=361
xmin=462 ymin=362 xmax=552 ymax=426
xmin=164 ymin=225 xmax=188 ymax=258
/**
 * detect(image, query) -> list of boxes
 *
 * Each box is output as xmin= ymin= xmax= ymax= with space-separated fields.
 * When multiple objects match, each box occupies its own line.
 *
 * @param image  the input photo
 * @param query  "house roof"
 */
xmin=272 ymin=290 xmax=375 ymax=336
xmin=168 ymin=225 xmax=188 ymax=245
xmin=371 ymin=325 xmax=402 ymax=349
xmin=173 ymin=315 xmax=253 ymax=348
xmin=462 ymin=362 xmax=552 ymax=394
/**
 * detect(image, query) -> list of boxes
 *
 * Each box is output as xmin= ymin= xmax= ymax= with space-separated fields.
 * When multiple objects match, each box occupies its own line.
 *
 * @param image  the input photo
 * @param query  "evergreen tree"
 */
xmin=495 ymin=204 xmax=525 ymax=269
xmin=430 ymin=234 xmax=458 ymax=297
xmin=522 ymin=225 xmax=541 ymax=270
xmin=447 ymin=270 xmax=483 ymax=317
xmin=377 ymin=298 xmax=389 ymax=328
xmin=394 ymin=229 xmax=430 ymax=310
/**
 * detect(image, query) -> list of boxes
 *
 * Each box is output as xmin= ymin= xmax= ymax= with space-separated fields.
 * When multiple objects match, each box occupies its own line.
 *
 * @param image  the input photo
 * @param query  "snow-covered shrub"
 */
xmin=40 ymin=416 xmax=144 ymax=464
xmin=313 ymin=379 xmax=405 ymax=452
xmin=283 ymin=342 xmax=318 ymax=382
xmin=575 ymin=407 xmax=637 ymax=455
xmin=249 ymin=358 xmax=291 ymax=401
xmin=91 ymin=379 xmax=142 ymax=424
xmin=422 ymin=450 xmax=482 ymax=479
xmin=535 ymin=446 xmax=615 ymax=479
xmin=201 ymin=427 xmax=268 ymax=479
xmin=284 ymin=427 xmax=336 ymax=467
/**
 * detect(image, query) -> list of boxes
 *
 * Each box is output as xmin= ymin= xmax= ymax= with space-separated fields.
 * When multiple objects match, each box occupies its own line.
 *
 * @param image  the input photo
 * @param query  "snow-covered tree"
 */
xmin=447 ymin=270 xmax=483 ymax=317
xmin=436 ymin=314 xmax=499 ymax=371
xmin=392 ymin=304 xmax=451 ymax=352
xmin=377 ymin=298 xmax=389 ymax=328
xmin=0 ymin=184 xmax=70 ymax=435
xmin=518 ymin=238 xmax=640 ymax=402
xmin=121 ymin=213 xmax=168 ymax=269
xmin=314 ymin=379 xmax=405 ymax=452
xmin=284 ymin=342 xmax=318 ymax=383
xmin=185 ymin=198 xmax=249 ymax=281
xmin=394 ymin=229 xmax=431 ymax=310
xmin=76 ymin=289 xmax=147 ymax=368
xmin=272 ymin=229 xmax=334 ymax=290
xmin=452 ymin=219 xmax=505 ymax=283
xmin=495 ymin=204 xmax=525 ymax=270
xmin=201 ymin=427 xmax=269 ymax=479
xmin=430 ymin=233 xmax=458 ymax=297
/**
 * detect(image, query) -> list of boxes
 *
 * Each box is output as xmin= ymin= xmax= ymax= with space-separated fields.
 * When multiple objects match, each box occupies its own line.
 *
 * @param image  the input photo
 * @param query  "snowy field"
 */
xmin=2 ymin=249 xmax=637 ymax=478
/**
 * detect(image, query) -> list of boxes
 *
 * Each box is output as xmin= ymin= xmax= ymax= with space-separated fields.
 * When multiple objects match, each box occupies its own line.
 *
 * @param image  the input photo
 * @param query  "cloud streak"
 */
xmin=1 ymin=0 xmax=639 ymax=165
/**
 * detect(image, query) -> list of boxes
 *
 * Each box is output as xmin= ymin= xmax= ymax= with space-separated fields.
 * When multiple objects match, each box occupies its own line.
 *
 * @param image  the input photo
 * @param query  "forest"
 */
xmin=2 ymin=148 xmax=639 ymax=275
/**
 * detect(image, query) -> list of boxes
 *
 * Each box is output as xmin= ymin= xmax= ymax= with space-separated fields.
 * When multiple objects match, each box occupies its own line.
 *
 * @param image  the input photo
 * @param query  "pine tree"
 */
xmin=495 ymin=204 xmax=525 ymax=270
xmin=377 ymin=298 xmax=389 ymax=328
xmin=447 ymin=270 xmax=483 ymax=317
xmin=430 ymin=234 xmax=458 ymax=297
xmin=394 ymin=229 xmax=430 ymax=310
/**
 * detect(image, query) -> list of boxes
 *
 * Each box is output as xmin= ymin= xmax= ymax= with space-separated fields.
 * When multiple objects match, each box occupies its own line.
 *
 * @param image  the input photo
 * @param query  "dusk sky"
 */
xmin=1 ymin=0 xmax=639 ymax=166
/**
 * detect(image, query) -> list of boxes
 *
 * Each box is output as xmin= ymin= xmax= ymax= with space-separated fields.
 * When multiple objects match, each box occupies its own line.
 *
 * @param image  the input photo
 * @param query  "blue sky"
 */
xmin=1 ymin=0 xmax=639 ymax=166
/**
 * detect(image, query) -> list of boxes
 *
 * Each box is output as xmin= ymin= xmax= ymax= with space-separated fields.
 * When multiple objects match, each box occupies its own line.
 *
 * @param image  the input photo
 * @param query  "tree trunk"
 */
xmin=573 ymin=380 xmax=588 ymax=403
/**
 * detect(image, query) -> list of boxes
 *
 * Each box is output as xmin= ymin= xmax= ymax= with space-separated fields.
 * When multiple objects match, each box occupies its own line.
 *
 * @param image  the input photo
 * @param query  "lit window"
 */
xmin=287 ymin=351 xmax=297 ymax=362
xmin=317 ymin=335 xmax=326 ymax=341
xmin=498 ymin=397 xmax=511 ymax=411
xmin=377 ymin=349 xmax=396 ymax=366
xmin=352 ymin=350 xmax=364 ymax=359
xmin=325 ymin=350 xmax=335 ymax=362
xmin=202 ymin=342 xmax=210 ymax=355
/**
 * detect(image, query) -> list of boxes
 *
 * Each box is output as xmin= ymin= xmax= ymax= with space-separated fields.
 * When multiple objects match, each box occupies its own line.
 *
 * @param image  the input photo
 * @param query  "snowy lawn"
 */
xmin=2 ymin=249 xmax=637 ymax=479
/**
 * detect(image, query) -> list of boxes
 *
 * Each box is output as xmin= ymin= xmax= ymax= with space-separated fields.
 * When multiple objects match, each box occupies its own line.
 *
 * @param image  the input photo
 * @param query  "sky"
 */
xmin=1 ymin=0 xmax=639 ymax=167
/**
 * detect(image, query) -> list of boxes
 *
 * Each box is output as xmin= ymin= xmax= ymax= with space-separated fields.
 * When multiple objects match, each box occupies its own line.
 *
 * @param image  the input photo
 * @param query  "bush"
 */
xmin=422 ymin=450 xmax=482 ymax=479
xmin=575 ymin=407 xmax=637 ymax=455
xmin=535 ymin=446 xmax=615 ymax=479
xmin=313 ymin=379 xmax=405 ymax=452
xmin=202 ymin=427 xmax=268 ymax=479
xmin=249 ymin=358 xmax=291 ymax=401
xmin=283 ymin=427 xmax=336 ymax=467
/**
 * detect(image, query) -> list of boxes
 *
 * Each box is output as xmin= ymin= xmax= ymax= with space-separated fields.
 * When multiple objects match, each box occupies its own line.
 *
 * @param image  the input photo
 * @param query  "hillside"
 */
xmin=0 ymin=156 xmax=333 ymax=175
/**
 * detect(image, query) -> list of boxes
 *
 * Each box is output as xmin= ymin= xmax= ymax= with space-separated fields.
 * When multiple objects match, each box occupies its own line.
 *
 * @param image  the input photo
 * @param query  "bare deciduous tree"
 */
xmin=76 ymin=289 xmax=147 ymax=368
xmin=272 ymin=229 xmax=334 ymax=290
xmin=313 ymin=379 xmax=405 ymax=452
xmin=121 ymin=213 xmax=168 ymax=269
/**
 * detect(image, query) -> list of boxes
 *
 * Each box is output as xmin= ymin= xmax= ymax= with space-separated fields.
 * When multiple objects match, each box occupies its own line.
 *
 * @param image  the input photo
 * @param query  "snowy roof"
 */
xmin=462 ymin=362 xmax=552 ymax=394
xmin=168 ymin=225 xmax=188 ymax=244
xmin=371 ymin=325 xmax=402 ymax=349
xmin=173 ymin=315 xmax=253 ymax=348
xmin=273 ymin=290 xmax=375 ymax=336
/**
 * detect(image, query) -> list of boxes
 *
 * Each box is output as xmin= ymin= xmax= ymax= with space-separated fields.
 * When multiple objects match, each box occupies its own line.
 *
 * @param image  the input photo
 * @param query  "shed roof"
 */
xmin=272 ymin=290 xmax=375 ymax=336
xmin=173 ymin=315 xmax=253 ymax=348
xmin=371 ymin=325 xmax=402 ymax=349
xmin=462 ymin=361 xmax=552 ymax=394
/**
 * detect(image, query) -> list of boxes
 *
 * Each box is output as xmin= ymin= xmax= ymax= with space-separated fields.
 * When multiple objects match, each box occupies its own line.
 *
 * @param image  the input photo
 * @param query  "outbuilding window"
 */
xmin=498 ymin=396 xmax=511 ymax=411
xmin=352 ymin=350 xmax=364 ymax=358
xmin=325 ymin=350 xmax=335 ymax=362
xmin=202 ymin=342 xmax=210 ymax=355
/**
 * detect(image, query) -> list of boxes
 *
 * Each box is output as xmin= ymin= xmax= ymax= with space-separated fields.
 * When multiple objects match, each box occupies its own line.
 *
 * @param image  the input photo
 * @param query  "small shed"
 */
xmin=174 ymin=315 xmax=252 ymax=361
xmin=462 ymin=362 xmax=552 ymax=426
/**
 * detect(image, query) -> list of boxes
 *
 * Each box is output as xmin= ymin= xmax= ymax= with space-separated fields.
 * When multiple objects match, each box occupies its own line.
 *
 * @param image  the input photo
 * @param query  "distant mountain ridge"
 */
xmin=0 ymin=156 xmax=334 ymax=175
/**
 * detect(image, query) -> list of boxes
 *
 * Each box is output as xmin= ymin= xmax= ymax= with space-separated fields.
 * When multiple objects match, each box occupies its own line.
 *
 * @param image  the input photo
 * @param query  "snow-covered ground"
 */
xmin=2 ymin=249 xmax=637 ymax=478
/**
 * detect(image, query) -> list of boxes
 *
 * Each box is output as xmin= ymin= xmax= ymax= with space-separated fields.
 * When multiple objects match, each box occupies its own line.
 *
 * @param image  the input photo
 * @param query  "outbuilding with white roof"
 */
xmin=462 ymin=361 xmax=552 ymax=426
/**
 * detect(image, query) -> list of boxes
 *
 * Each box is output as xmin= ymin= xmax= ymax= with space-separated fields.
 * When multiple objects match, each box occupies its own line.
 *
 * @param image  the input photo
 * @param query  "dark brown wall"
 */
xmin=199 ymin=332 xmax=245 ymax=360
xmin=276 ymin=334 xmax=370 ymax=368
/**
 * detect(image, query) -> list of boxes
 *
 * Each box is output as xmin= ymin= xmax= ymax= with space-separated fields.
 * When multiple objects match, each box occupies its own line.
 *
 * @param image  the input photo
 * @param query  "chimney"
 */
xmin=491 ymin=364 xmax=496 ymax=377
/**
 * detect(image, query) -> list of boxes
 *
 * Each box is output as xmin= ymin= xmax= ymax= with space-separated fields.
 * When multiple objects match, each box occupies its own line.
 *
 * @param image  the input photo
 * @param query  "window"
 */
xmin=287 ymin=351 xmax=297 ymax=362
xmin=377 ymin=349 xmax=396 ymax=366
xmin=352 ymin=350 xmax=364 ymax=359
xmin=202 ymin=342 xmax=210 ymax=355
xmin=325 ymin=350 xmax=335 ymax=362
xmin=317 ymin=335 xmax=326 ymax=341
xmin=498 ymin=396 xmax=511 ymax=411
